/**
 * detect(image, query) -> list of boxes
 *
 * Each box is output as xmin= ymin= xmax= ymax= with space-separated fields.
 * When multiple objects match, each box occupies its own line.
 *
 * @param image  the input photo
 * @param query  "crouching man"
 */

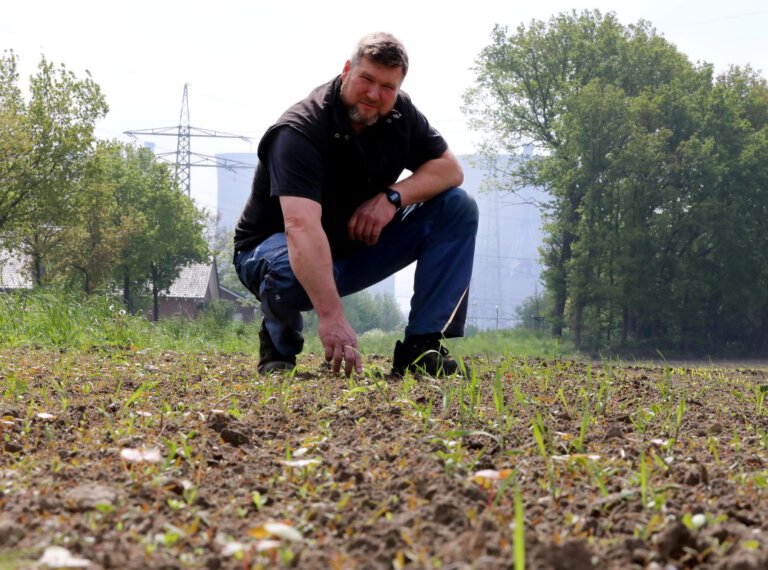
xmin=234 ymin=32 xmax=478 ymax=377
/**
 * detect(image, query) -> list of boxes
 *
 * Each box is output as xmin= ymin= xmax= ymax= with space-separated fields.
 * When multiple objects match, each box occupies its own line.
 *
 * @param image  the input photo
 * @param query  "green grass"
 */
xmin=0 ymin=288 xmax=261 ymax=353
xmin=0 ymin=288 xmax=571 ymax=358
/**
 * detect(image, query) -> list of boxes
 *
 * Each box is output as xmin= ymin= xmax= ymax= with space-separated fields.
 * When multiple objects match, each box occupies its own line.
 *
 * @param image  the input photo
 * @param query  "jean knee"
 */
xmin=261 ymin=261 xmax=312 ymax=312
xmin=442 ymin=187 xmax=479 ymax=234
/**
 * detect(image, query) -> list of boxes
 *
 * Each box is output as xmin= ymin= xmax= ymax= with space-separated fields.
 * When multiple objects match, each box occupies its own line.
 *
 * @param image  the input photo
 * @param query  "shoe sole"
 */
xmin=257 ymin=361 xmax=295 ymax=375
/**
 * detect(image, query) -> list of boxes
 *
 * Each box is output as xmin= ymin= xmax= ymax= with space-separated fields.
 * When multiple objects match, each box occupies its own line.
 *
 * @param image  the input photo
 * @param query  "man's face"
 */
xmin=340 ymin=55 xmax=404 ymax=131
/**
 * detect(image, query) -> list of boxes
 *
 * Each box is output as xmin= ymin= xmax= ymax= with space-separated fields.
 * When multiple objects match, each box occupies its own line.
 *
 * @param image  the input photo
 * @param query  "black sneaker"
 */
xmin=391 ymin=334 xmax=461 ymax=377
xmin=258 ymin=322 xmax=296 ymax=375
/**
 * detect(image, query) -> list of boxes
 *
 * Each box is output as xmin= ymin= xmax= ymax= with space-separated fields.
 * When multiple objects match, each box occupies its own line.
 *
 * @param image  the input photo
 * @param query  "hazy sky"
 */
xmin=4 ymin=0 xmax=767 ymax=213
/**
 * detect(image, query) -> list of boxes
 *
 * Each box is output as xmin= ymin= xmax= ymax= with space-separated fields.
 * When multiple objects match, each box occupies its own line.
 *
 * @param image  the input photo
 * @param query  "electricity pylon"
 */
xmin=125 ymin=83 xmax=255 ymax=196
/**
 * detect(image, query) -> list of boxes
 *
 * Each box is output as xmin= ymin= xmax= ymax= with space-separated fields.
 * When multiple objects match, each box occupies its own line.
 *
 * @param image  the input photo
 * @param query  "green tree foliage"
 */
xmin=304 ymin=291 xmax=405 ymax=334
xmin=101 ymin=146 xmax=209 ymax=321
xmin=465 ymin=10 xmax=768 ymax=354
xmin=344 ymin=292 xmax=405 ymax=334
xmin=4 ymin=53 xmax=109 ymax=282
xmin=211 ymin=225 xmax=251 ymax=296
xmin=92 ymin=141 xmax=206 ymax=315
xmin=56 ymin=141 xmax=147 ymax=294
xmin=1 ymin=52 xmax=209 ymax=316
xmin=144 ymin=186 xmax=209 ymax=322
xmin=514 ymin=291 xmax=551 ymax=332
xmin=0 ymin=52 xmax=34 ymax=233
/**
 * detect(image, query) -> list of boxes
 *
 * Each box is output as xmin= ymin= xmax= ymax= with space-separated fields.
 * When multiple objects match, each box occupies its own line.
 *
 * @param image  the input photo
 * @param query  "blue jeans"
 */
xmin=234 ymin=187 xmax=478 ymax=357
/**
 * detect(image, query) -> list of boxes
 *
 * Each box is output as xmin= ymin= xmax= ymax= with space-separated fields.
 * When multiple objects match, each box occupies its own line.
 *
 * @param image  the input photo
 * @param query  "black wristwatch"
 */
xmin=384 ymin=188 xmax=402 ymax=209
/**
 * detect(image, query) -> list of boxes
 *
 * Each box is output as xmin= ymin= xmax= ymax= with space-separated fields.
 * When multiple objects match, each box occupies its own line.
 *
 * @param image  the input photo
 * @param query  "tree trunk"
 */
xmin=152 ymin=280 xmax=159 ymax=322
xmin=32 ymin=252 xmax=44 ymax=286
xmin=573 ymin=302 xmax=583 ymax=350
xmin=552 ymin=286 xmax=566 ymax=338
xmin=621 ymin=306 xmax=629 ymax=347
xmin=758 ymin=306 xmax=768 ymax=356
xmin=551 ymin=228 xmax=576 ymax=338
xmin=122 ymin=274 xmax=133 ymax=313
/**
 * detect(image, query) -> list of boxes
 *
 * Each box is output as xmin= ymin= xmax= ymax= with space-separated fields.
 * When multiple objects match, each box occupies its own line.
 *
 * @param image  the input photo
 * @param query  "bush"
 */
xmin=514 ymin=292 xmax=551 ymax=332
xmin=303 ymin=291 xmax=405 ymax=334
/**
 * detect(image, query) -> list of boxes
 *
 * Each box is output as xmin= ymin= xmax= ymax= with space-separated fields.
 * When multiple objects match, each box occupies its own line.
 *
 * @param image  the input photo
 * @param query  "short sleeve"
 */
xmin=264 ymin=126 xmax=324 ymax=203
xmin=403 ymin=104 xmax=448 ymax=172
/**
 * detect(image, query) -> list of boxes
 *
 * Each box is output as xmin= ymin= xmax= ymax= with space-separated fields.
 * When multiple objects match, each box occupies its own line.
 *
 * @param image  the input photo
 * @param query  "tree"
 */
xmin=514 ymin=291 xmax=550 ymax=331
xmin=303 ymin=290 xmax=405 ymax=334
xmin=463 ymin=10 xmax=672 ymax=340
xmin=210 ymin=224 xmax=251 ymax=297
xmin=58 ymin=141 xmax=145 ymax=293
xmin=463 ymin=10 xmax=768 ymax=352
xmin=2 ymin=53 xmax=108 ymax=282
xmin=110 ymin=147 xmax=209 ymax=321
xmin=0 ymin=52 xmax=33 ymax=234
xmin=94 ymin=141 xmax=153 ymax=310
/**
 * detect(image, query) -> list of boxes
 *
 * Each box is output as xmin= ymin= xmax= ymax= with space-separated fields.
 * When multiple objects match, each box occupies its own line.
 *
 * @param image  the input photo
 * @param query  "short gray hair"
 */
xmin=350 ymin=32 xmax=409 ymax=77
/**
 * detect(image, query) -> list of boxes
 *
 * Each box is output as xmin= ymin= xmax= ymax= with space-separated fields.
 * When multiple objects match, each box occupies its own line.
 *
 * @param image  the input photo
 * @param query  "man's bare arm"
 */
xmin=280 ymin=195 xmax=362 ymax=375
xmin=393 ymin=148 xmax=464 ymax=206
xmin=348 ymin=148 xmax=464 ymax=245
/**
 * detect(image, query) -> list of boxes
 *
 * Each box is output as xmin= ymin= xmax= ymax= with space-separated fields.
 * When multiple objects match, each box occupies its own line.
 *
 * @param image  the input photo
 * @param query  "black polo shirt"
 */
xmin=234 ymin=75 xmax=448 ymax=257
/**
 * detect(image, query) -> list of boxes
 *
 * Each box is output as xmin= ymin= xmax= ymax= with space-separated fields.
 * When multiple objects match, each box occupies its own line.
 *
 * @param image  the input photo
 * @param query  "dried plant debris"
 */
xmin=1 ymin=348 xmax=767 ymax=569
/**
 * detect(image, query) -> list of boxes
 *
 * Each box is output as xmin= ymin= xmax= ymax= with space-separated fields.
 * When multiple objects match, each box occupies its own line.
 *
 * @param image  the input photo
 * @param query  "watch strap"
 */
xmin=384 ymin=187 xmax=402 ymax=209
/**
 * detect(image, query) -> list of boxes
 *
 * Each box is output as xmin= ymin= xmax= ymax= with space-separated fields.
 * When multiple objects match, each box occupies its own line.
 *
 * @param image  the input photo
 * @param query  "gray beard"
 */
xmin=348 ymin=105 xmax=379 ymax=128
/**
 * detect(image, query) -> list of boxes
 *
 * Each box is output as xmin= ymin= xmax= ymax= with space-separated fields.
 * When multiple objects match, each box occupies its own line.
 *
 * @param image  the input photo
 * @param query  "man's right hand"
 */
xmin=317 ymin=313 xmax=362 ymax=376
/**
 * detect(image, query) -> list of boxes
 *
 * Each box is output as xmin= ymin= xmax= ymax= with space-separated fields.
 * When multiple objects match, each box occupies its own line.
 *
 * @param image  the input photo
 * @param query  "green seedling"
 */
xmin=584 ymin=456 xmax=609 ymax=497
xmin=404 ymin=397 xmax=435 ymax=432
xmin=440 ymin=381 xmax=457 ymax=416
xmin=707 ymin=436 xmax=720 ymax=464
xmin=672 ymin=397 xmax=686 ymax=440
xmin=4 ymin=371 xmax=28 ymax=400
xmin=597 ymin=366 xmax=612 ymax=416
xmin=252 ymin=491 xmax=267 ymax=511
xmin=121 ymin=380 xmax=159 ymax=414
xmin=555 ymin=386 xmax=570 ymax=416
xmin=630 ymin=406 xmax=654 ymax=434
xmin=532 ymin=412 xmax=557 ymax=497
xmin=460 ymin=371 xmax=482 ymax=422
xmin=730 ymin=428 xmax=741 ymax=452
xmin=491 ymin=368 xmax=513 ymax=446
xmin=370 ymin=372 xmax=392 ymax=406
xmin=755 ymin=385 xmax=767 ymax=417
xmin=398 ymin=374 xmax=417 ymax=401
xmin=572 ymin=401 xmax=591 ymax=453
xmin=514 ymin=483 xmax=525 ymax=570
xmin=541 ymin=365 xmax=551 ymax=392
xmin=512 ymin=384 xmax=528 ymax=409
xmin=434 ymin=438 xmax=466 ymax=476
xmin=639 ymin=450 xmax=650 ymax=509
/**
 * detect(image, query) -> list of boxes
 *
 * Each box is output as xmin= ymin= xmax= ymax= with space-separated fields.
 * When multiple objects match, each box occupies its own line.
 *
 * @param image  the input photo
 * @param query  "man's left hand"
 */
xmin=348 ymin=193 xmax=397 ymax=245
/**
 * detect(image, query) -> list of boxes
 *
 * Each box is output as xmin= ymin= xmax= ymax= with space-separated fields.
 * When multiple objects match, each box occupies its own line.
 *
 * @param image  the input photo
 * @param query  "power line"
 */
xmin=124 ymin=84 xmax=255 ymax=196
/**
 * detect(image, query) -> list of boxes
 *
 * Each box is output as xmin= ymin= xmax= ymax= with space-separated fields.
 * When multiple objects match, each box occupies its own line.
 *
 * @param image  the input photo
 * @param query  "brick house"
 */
xmin=156 ymin=260 xmax=255 ymax=322
xmin=1 ymin=250 xmax=253 ymax=322
xmin=155 ymin=262 xmax=221 ymax=320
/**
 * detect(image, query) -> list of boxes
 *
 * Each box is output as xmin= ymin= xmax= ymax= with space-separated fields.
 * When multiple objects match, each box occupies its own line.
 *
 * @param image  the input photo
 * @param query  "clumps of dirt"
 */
xmin=1 ymin=348 xmax=767 ymax=568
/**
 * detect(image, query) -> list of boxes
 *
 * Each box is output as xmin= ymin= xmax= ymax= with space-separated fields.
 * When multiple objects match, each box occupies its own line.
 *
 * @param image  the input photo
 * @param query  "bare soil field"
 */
xmin=1 ymin=348 xmax=767 ymax=569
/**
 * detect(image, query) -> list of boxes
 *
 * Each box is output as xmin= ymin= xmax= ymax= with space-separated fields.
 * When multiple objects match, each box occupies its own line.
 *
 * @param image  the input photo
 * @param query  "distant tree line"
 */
xmin=466 ymin=10 xmax=768 ymax=354
xmin=0 ymin=51 xmax=208 ymax=320
xmin=303 ymin=291 xmax=405 ymax=334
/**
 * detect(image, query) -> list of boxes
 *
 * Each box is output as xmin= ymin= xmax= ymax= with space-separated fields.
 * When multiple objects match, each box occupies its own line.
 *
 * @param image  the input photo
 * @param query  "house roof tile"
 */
xmin=0 ymin=250 xmax=33 ymax=290
xmin=165 ymin=263 xmax=212 ymax=299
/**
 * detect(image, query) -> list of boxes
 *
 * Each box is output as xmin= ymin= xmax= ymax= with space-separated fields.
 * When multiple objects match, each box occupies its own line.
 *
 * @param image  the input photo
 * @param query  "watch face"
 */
xmin=387 ymin=189 xmax=401 ymax=207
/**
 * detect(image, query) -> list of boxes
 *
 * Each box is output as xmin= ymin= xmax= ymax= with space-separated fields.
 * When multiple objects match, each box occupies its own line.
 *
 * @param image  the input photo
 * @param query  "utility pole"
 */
xmin=125 ymin=84 xmax=254 ymax=196
xmin=176 ymin=83 xmax=191 ymax=195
